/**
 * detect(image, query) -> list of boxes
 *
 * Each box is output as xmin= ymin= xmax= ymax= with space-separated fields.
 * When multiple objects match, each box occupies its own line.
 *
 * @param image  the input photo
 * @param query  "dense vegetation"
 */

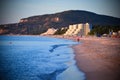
xmin=89 ymin=25 xmax=120 ymax=36
xmin=54 ymin=28 xmax=68 ymax=35
xmin=0 ymin=23 xmax=48 ymax=35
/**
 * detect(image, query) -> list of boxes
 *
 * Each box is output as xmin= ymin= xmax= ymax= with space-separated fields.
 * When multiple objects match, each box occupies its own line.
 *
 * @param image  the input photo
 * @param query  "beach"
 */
xmin=2 ymin=35 xmax=120 ymax=80
xmin=0 ymin=35 xmax=120 ymax=80
xmin=45 ymin=35 xmax=120 ymax=80
xmin=72 ymin=37 xmax=120 ymax=80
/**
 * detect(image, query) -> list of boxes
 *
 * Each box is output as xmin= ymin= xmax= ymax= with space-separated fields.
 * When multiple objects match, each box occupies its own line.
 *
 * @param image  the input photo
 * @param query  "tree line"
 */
xmin=88 ymin=25 xmax=120 ymax=36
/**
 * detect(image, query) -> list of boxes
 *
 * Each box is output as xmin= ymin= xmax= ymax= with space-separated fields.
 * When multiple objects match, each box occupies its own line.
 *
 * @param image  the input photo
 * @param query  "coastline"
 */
xmin=45 ymin=35 xmax=120 ymax=80
xmin=72 ymin=37 xmax=120 ymax=80
xmin=0 ymin=35 xmax=85 ymax=80
xmin=0 ymin=35 xmax=84 ymax=80
xmin=1 ymin=35 xmax=120 ymax=80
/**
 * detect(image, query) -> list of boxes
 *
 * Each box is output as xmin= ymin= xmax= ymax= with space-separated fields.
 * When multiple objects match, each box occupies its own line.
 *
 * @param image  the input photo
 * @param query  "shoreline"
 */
xmin=72 ymin=37 xmax=120 ymax=80
xmin=1 ymin=35 xmax=120 ymax=80
xmin=0 ymin=35 xmax=85 ymax=80
xmin=45 ymin=35 xmax=120 ymax=80
xmin=41 ymin=35 xmax=120 ymax=80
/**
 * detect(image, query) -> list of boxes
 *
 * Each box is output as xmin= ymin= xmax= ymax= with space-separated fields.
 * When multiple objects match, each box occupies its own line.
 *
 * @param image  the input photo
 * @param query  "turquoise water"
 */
xmin=0 ymin=35 xmax=85 ymax=80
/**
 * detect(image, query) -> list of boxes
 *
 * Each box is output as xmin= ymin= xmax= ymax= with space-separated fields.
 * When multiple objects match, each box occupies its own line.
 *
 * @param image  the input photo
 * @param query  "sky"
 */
xmin=0 ymin=0 xmax=120 ymax=24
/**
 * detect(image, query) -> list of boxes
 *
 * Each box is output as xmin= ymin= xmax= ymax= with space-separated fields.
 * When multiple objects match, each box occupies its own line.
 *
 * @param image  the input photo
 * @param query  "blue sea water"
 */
xmin=0 ymin=35 xmax=85 ymax=80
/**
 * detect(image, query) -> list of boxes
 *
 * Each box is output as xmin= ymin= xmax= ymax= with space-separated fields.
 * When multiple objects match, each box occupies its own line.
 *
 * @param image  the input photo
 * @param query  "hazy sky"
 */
xmin=0 ymin=0 xmax=120 ymax=24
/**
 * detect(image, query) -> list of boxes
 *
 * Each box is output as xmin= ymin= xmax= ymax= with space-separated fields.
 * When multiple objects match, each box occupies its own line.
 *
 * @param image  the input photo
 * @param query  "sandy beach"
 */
xmin=72 ymin=37 xmax=120 ymax=80
xmin=43 ymin=35 xmax=120 ymax=80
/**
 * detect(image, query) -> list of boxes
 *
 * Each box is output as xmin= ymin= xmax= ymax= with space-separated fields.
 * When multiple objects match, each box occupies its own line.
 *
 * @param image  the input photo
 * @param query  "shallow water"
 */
xmin=0 ymin=35 xmax=85 ymax=80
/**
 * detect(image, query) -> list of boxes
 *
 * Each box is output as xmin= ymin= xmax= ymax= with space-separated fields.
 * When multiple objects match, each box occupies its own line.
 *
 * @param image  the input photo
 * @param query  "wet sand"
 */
xmin=72 ymin=37 xmax=120 ymax=80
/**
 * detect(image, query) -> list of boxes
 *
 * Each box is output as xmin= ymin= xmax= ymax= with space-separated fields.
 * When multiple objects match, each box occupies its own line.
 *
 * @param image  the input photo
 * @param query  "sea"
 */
xmin=0 ymin=35 xmax=85 ymax=80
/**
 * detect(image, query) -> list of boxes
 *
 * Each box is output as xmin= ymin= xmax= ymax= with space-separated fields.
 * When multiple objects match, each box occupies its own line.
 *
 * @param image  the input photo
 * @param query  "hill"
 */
xmin=0 ymin=10 xmax=120 ymax=35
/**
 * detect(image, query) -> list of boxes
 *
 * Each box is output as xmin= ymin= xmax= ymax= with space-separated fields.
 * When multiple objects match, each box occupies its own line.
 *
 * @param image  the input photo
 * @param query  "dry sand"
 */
xmin=72 ymin=37 xmax=120 ymax=80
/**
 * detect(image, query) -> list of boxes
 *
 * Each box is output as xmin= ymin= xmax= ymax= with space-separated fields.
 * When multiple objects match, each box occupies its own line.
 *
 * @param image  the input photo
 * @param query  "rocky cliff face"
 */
xmin=0 ymin=10 xmax=120 ymax=35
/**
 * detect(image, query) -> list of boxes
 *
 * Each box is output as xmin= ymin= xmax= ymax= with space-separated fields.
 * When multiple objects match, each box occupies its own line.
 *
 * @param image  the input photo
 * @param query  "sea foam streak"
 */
xmin=0 ymin=36 xmax=85 ymax=80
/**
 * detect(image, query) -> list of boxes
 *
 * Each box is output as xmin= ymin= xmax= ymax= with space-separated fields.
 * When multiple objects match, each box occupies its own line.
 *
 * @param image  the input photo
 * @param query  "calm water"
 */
xmin=0 ymin=36 xmax=85 ymax=80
